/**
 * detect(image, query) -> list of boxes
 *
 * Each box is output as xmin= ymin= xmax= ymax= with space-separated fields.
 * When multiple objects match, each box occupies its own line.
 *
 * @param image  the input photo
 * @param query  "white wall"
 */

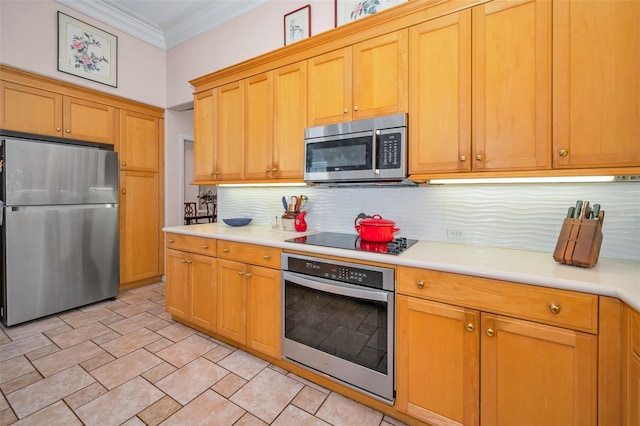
xmin=0 ymin=0 xmax=166 ymax=107
xmin=164 ymin=108 xmax=194 ymax=227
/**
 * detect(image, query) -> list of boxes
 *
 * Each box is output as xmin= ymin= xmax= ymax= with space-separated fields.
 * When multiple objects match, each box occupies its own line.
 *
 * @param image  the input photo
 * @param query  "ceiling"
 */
xmin=55 ymin=0 xmax=266 ymax=50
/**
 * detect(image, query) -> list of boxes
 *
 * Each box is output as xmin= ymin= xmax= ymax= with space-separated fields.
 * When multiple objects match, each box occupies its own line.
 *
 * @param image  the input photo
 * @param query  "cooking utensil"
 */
xmin=354 ymin=214 xmax=400 ymax=242
xmin=282 ymin=196 xmax=288 ymax=211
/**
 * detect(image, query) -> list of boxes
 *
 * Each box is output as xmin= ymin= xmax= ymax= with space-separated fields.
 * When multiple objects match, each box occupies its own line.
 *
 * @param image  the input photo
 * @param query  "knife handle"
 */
xmin=567 ymin=207 xmax=575 ymax=218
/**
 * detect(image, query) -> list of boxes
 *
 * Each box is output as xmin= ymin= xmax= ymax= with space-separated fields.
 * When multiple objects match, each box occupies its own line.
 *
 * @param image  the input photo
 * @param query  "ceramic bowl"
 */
xmin=222 ymin=217 xmax=252 ymax=227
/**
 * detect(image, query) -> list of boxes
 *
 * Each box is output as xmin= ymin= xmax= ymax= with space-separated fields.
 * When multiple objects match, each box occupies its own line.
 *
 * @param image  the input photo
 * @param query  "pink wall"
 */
xmin=0 ymin=0 xmax=166 ymax=107
xmin=165 ymin=0 xmax=335 ymax=108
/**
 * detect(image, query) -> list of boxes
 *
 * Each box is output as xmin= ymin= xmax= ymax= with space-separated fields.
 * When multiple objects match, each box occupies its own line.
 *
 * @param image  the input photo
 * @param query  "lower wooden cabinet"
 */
xmin=396 ymin=267 xmax=598 ymax=426
xmin=623 ymin=305 xmax=640 ymax=425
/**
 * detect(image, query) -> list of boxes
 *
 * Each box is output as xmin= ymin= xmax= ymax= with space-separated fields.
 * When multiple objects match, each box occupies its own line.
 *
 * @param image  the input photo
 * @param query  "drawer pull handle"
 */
xmin=238 ymin=271 xmax=244 ymax=276
xmin=486 ymin=328 xmax=495 ymax=337
xmin=201 ymin=244 xmax=208 ymax=249
xmin=168 ymin=239 xmax=175 ymax=243
xmin=181 ymin=258 xmax=187 ymax=263
xmin=263 ymin=254 xmax=271 ymax=260
xmin=549 ymin=303 xmax=561 ymax=314
xmin=417 ymin=280 xmax=425 ymax=289
xmin=245 ymin=273 xmax=253 ymax=278
xmin=466 ymin=323 xmax=475 ymax=332
xmin=223 ymin=248 xmax=230 ymax=253
xmin=186 ymin=259 xmax=192 ymax=264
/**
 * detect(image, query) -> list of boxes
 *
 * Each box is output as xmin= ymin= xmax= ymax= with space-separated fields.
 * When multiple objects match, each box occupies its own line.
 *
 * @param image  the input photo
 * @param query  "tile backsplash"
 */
xmin=217 ymin=182 xmax=640 ymax=260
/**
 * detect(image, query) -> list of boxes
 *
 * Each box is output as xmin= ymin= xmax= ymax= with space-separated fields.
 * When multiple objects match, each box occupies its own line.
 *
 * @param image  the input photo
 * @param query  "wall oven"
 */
xmin=281 ymin=253 xmax=395 ymax=403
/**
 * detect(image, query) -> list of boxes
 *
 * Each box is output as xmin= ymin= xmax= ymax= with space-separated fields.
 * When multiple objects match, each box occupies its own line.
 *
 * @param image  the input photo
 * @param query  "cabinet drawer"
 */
xmin=165 ymin=233 xmax=216 ymax=256
xmin=397 ymin=267 xmax=598 ymax=333
xmin=217 ymin=240 xmax=281 ymax=269
xmin=632 ymin=308 xmax=640 ymax=356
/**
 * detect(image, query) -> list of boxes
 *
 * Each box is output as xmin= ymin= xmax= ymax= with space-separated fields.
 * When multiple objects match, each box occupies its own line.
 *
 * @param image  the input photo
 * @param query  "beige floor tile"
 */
xmin=115 ymin=300 xmax=162 ymax=318
xmin=83 ymin=298 xmax=128 ymax=312
xmin=156 ymin=357 xmax=228 ymax=405
xmin=156 ymin=334 xmax=216 ymax=368
xmin=99 ymin=314 xmax=127 ymax=326
xmin=50 ymin=322 xmax=112 ymax=349
xmin=91 ymin=348 xmax=162 ymax=390
xmin=24 ymin=344 xmax=59 ymax=362
xmin=217 ymin=349 xmax=268 ymax=380
xmin=161 ymin=390 xmax=245 ymax=426
xmin=64 ymin=382 xmax=108 ymax=410
xmin=292 ymin=386 xmax=328 ymax=415
xmin=0 ymin=334 xmax=52 ymax=363
xmin=157 ymin=323 xmax=196 ymax=342
xmin=91 ymin=330 xmax=122 ymax=345
xmin=108 ymin=312 xmax=170 ymax=335
xmin=43 ymin=324 xmax=74 ymax=338
xmin=154 ymin=311 xmax=174 ymax=322
xmin=211 ymin=373 xmax=247 ymax=398
xmin=203 ymin=344 xmax=233 ymax=363
xmin=382 ymin=416 xmax=408 ymax=426
xmin=100 ymin=328 xmax=161 ymax=358
xmin=32 ymin=340 xmax=105 ymax=377
xmin=315 ymin=392 xmax=384 ymax=426
xmin=268 ymin=364 xmax=289 ymax=375
xmin=12 ymin=400 xmax=82 ymax=426
xmin=286 ymin=372 xmax=330 ymax=394
xmin=0 ymin=329 xmax=11 ymax=346
xmin=80 ymin=352 xmax=116 ymax=372
xmin=0 ymin=356 xmax=34 ymax=384
xmin=142 ymin=362 xmax=177 ymax=384
xmin=6 ymin=365 xmax=94 ymax=419
xmin=272 ymin=405 xmax=331 ymax=426
xmin=234 ymin=412 xmax=269 ymax=425
xmin=0 ymin=392 xmax=8 ymax=411
xmin=230 ymin=367 xmax=304 ymax=423
xmin=62 ymin=308 xmax=115 ymax=328
xmin=145 ymin=337 xmax=174 ymax=353
xmin=137 ymin=395 xmax=181 ymax=426
xmin=0 ymin=371 xmax=43 ymax=395
xmin=0 ymin=407 xmax=18 ymax=425
xmin=121 ymin=417 xmax=146 ymax=426
xmin=118 ymin=289 xmax=161 ymax=303
xmin=75 ymin=376 xmax=164 ymax=426
xmin=3 ymin=316 xmax=65 ymax=341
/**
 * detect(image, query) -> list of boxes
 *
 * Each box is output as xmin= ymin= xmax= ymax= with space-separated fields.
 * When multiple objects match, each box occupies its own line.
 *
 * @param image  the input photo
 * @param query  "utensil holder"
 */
xmin=553 ymin=211 xmax=604 ymax=268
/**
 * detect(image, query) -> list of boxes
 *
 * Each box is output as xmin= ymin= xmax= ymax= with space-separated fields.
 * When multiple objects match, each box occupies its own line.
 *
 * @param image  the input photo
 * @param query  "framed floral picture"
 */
xmin=57 ymin=12 xmax=118 ymax=87
xmin=335 ymin=0 xmax=407 ymax=27
xmin=284 ymin=5 xmax=311 ymax=46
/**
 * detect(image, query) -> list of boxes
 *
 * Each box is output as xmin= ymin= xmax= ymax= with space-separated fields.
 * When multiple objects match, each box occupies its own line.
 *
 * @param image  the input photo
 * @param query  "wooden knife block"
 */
xmin=553 ymin=212 xmax=604 ymax=268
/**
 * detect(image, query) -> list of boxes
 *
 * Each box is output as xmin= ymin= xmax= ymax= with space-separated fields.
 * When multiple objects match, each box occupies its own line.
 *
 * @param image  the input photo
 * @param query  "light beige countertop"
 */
xmin=164 ymin=223 xmax=640 ymax=311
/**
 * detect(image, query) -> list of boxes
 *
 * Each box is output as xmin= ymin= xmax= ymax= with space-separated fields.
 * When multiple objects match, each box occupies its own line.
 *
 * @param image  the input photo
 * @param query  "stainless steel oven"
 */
xmin=281 ymin=253 xmax=395 ymax=403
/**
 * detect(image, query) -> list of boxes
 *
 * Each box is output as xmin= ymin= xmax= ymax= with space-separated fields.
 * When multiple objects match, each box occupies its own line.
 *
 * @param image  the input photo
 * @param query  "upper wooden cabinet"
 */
xmin=1 ymin=81 xmax=116 ymax=144
xmin=119 ymin=110 xmax=160 ymax=172
xmin=308 ymin=30 xmax=408 ymax=126
xmin=553 ymin=0 xmax=640 ymax=168
xmin=245 ymin=72 xmax=274 ymax=179
xmin=193 ymin=89 xmax=217 ymax=182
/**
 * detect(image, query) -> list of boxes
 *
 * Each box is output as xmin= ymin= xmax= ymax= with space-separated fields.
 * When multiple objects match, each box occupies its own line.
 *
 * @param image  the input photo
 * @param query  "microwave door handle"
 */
xmin=372 ymin=129 xmax=379 ymax=175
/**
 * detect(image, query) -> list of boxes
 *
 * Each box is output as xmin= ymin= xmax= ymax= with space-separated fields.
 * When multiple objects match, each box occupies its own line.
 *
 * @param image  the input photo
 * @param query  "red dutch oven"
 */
xmin=354 ymin=214 xmax=400 ymax=242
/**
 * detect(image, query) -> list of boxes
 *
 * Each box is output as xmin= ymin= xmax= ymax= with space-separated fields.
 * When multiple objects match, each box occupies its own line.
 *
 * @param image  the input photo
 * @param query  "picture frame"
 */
xmin=335 ymin=0 xmax=407 ymax=27
xmin=57 ymin=12 xmax=118 ymax=87
xmin=284 ymin=5 xmax=311 ymax=46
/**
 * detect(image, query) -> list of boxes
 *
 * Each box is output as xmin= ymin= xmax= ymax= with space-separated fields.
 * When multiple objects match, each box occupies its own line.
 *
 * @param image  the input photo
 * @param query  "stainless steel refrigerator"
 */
xmin=1 ymin=136 xmax=119 ymax=326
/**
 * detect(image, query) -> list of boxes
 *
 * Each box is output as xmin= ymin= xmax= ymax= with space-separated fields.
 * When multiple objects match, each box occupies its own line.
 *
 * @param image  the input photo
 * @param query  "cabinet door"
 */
xmin=396 ymin=296 xmax=479 ymax=426
xmin=352 ymin=29 xmax=408 ymax=120
xmin=481 ymin=314 xmax=597 ymax=426
xmin=246 ymin=265 xmax=281 ymax=358
xmin=193 ymin=89 xmax=217 ymax=182
xmin=216 ymin=81 xmax=245 ymax=180
xmin=273 ymin=62 xmax=307 ymax=179
xmin=217 ymin=259 xmax=247 ymax=344
xmin=628 ymin=352 xmax=640 ymax=426
xmin=472 ymin=0 xmax=551 ymax=171
xmin=119 ymin=110 xmax=159 ymax=172
xmin=189 ymin=254 xmax=217 ymax=331
xmin=165 ymin=249 xmax=189 ymax=320
xmin=120 ymin=171 xmax=161 ymax=285
xmin=308 ymin=48 xmax=352 ymax=125
xmin=244 ymin=72 xmax=274 ymax=179
xmin=553 ymin=0 xmax=640 ymax=168
xmin=64 ymin=97 xmax=116 ymax=144
xmin=409 ymin=11 xmax=471 ymax=174
xmin=0 ymin=81 xmax=63 ymax=137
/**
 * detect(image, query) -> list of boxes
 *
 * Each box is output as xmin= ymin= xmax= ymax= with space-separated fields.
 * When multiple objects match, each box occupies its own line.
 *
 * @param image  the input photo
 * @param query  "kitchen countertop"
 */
xmin=163 ymin=223 xmax=640 ymax=311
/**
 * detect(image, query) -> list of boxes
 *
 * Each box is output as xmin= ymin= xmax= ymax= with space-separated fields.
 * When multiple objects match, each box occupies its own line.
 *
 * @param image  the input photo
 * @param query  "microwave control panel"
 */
xmin=378 ymin=132 xmax=402 ymax=169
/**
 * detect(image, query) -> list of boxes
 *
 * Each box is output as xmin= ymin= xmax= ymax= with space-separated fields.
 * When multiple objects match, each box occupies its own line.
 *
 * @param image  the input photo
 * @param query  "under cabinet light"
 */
xmin=428 ymin=176 xmax=617 ymax=185
xmin=218 ymin=182 xmax=307 ymax=188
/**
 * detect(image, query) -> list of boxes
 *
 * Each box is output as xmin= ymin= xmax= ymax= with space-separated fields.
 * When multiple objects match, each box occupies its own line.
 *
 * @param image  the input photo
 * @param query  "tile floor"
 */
xmin=0 ymin=282 xmax=406 ymax=426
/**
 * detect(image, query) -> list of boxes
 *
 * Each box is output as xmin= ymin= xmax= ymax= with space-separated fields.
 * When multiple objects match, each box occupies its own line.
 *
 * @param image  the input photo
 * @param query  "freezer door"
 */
xmin=3 ymin=204 xmax=119 ymax=326
xmin=3 ymin=138 xmax=118 ymax=206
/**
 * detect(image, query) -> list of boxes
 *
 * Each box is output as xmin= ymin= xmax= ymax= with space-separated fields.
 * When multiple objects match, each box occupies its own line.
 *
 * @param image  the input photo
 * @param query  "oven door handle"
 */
xmin=283 ymin=271 xmax=390 ymax=303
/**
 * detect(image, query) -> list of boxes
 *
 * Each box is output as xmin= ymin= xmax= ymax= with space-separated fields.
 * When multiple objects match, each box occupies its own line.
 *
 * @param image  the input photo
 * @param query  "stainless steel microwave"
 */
xmin=304 ymin=113 xmax=408 ymax=184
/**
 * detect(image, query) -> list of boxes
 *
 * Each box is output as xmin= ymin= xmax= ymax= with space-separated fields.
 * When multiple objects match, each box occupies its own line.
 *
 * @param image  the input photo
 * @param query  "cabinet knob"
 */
xmin=466 ymin=323 xmax=475 ymax=332
xmin=460 ymin=155 xmax=467 ymax=163
xmin=65 ymin=129 xmax=71 ymax=133
xmin=559 ymin=149 xmax=568 ymax=157
xmin=122 ymin=162 xmax=126 ymax=167
xmin=121 ymin=189 xmax=126 ymax=195
xmin=238 ymin=271 xmax=244 ymax=276
xmin=353 ymin=106 xmax=359 ymax=111
xmin=245 ymin=272 xmax=253 ymax=278
xmin=181 ymin=258 xmax=187 ymax=263
xmin=56 ymin=127 xmax=61 ymax=132
xmin=186 ymin=259 xmax=192 ymax=264
xmin=201 ymin=244 xmax=208 ymax=249
xmin=223 ymin=247 xmax=229 ymax=253
xmin=265 ymin=168 xmax=272 ymax=173
xmin=417 ymin=280 xmax=425 ymax=289
xmin=271 ymin=167 xmax=278 ymax=173
xmin=168 ymin=239 xmax=175 ymax=244
xmin=486 ymin=328 xmax=495 ymax=337
xmin=263 ymin=254 xmax=271 ymax=260
xmin=475 ymin=154 xmax=483 ymax=161
xmin=343 ymin=108 xmax=348 ymax=114
xmin=549 ymin=303 xmax=561 ymax=314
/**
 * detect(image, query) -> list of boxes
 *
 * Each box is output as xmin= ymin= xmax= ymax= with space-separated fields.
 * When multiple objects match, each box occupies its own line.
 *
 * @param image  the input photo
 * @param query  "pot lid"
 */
xmin=360 ymin=214 xmax=396 ymax=226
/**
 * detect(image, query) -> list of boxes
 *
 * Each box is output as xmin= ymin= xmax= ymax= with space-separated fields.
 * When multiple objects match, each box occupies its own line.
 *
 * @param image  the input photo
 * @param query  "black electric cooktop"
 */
xmin=285 ymin=232 xmax=418 ymax=255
